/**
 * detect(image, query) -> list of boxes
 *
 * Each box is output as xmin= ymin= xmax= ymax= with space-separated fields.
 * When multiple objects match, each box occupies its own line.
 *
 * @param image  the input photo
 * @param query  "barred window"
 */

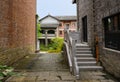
xmin=103 ymin=13 xmax=120 ymax=51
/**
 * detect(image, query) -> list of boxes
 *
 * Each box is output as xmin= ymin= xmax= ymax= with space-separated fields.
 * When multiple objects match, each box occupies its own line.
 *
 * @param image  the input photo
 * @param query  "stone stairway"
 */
xmin=75 ymin=43 xmax=103 ymax=72
xmin=64 ymin=30 xmax=103 ymax=79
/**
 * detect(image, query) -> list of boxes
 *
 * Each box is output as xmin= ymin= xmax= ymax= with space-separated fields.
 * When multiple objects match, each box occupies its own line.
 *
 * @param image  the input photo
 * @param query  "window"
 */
xmin=118 ymin=14 xmax=120 ymax=30
xmin=59 ymin=23 xmax=62 ymax=26
xmin=114 ymin=16 xmax=118 ymax=31
xmin=103 ymin=13 xmax=120 ymax=51
xmin=104 ymin=14 xmax=120 ymax=32
xmin=72 ymin=22 xmax=77 ymax=27
xmin=40 ymin=30 xmax=45 ymax=34
xmin=65 ymin=24 xmax=69 ymax=29
xmin=48 ymin=30 xmax=55 ymax=34
xmin=59 ymin=31 xmax=62 ymax=35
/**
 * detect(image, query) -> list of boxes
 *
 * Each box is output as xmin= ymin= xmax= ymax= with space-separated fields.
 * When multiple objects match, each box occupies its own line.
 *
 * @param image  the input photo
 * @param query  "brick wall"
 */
xmin=94 ymin=0 xmax=120 ymax=79
xmin=58 ymin=20 xmax=77 ymax=37
xmin=76 ymin=0 xmax=120 ymax=79
xmin=77 ymin=0 xmax=95 ymax=46
xmin=0 ymin=0 xmax=36 ymax=65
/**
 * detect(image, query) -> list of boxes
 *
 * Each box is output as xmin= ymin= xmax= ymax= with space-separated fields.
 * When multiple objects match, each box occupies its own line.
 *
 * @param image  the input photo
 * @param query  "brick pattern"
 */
xmin=76 ymin=0 xmax=120 ymax=79
xmin=76 ymin=0 xmax=95 ymax=46
xmin=94 ymin=0 xmax=120 ymax=79
xmin=0 ymin=0 xmax=36 ymax=65
xmin=58 ymin=20 xmax=77 ymax=37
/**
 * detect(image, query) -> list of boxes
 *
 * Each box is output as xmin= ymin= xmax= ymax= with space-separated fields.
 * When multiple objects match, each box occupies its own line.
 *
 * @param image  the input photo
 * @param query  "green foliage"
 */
xmin=36 ymin=14 xmax=41 ymax=37
xmin=40 ymin=44 xmax=49 ymax=51
xmin=48 ymin=37 xmax=64 ymax=53
xmin=0 ymin=65 xmax=15 ymax=81
xmin=37 ymin=23 xmax=41 ymax=37
xmin=40 ymin=37 xmax=64 ymax=53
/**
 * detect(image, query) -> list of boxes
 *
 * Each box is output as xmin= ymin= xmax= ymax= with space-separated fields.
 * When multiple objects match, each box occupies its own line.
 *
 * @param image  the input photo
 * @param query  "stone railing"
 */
xmin=64 ymin=28 xmax=79 ymax=75
xmin=41 ymin=34 xmax=56 ymax=37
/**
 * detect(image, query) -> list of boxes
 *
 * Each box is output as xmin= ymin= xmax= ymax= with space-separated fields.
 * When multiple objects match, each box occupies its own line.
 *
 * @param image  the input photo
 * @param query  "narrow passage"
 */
xmin=6 ymin=53 xmax=118 ymax=82
xmin=27 ymin=53 xmax=69 ymax=71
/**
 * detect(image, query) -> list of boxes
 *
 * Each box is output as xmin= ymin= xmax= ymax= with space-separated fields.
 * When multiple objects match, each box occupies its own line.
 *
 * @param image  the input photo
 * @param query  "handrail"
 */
xmin=64 ymin=42 xmax=72 ymax=72
xmin=64 ymin=27 xmax=81 ymax=79
xmin=64 ymin=27 xmax=77 ymax=74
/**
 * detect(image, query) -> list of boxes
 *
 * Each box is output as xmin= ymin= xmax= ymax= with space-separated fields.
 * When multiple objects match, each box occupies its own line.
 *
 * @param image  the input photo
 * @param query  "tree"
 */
xmin=36 ymin=14 xmax=41 ymax=37
xmin=37 ymin=23 xmax=41 ymax=37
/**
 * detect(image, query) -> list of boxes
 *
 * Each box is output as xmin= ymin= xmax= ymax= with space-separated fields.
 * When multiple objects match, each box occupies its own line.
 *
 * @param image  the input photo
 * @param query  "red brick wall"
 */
xmin=0 ymin=0 xmax=36 ymax=65
xmin=58 ymin=20 xmax=77 ymax=37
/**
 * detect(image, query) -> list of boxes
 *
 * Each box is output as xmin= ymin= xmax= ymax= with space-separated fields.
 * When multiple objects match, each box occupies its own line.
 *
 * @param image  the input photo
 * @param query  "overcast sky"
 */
xmin=37 ymin=0 xmax=76 ymax=18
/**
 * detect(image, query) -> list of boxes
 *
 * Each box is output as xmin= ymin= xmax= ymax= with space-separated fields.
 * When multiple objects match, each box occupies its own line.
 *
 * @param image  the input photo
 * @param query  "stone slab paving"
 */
xmin=6 ymin=53 xmax=118 ymax=82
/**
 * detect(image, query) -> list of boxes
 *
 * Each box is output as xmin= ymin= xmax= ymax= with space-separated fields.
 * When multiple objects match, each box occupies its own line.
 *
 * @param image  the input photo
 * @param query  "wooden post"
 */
xmin=95 ymin=36 xmax=99 ymax=63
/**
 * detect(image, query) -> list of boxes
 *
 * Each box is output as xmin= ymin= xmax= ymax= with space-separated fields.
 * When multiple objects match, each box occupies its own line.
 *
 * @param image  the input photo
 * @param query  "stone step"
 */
xmin=76 ymin=51 xmax=92 ymax=54
xmin=76 ymin=57 xmax=96 ymax=61
xmin=76 ymin=48 xmax=91 ymax=51
xmin=76 ymin=44 xmax=89 ymax=48
xmin=78 ymin=66 xmax=103 ymax=71
xmin=77 ymin=61 xmax=97 ymax=66
xmin=76 ymin=46 xmax=90 ymax=48
xmin=76 ymin=43 xmax=88 ymax=46
xmin=76 ymin=54 xmax=93 ymax=57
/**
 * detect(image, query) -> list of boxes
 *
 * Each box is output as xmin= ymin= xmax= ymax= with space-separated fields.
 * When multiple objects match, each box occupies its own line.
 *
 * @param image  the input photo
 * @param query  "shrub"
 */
xmin=0 ymin=65 xmax=15 ymax=81
xmin=48 ymin=37 xmax=63 ymax=53
xmin=40 ymin=37 xmax=64 ymax=53
xmin=40 ymin=44 xmax=49 ymax=51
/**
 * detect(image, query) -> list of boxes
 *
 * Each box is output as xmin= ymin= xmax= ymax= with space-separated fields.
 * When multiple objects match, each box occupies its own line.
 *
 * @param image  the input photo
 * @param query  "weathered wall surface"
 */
xmin=94 ymin=0 xmax=120 ymax=79
xmin=58 ymin=20 xmax=77 ymax=37
xmin=0 ymin=0 xmax=36 ymax=65
xmin=77 ymin=0 xmax=95 ymax=47
xmin=77 ymin=0 xmax=120 ymax=79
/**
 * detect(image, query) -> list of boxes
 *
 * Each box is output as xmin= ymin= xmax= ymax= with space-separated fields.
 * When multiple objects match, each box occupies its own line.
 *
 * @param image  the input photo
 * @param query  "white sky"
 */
xmin=37 ymin=0 xmax=76 ymax=18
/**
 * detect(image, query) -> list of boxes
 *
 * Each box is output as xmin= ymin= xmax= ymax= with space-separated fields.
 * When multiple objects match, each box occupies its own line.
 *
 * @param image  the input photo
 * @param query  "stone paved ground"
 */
xmin=6 ymin=53 xmax=118 ymax=82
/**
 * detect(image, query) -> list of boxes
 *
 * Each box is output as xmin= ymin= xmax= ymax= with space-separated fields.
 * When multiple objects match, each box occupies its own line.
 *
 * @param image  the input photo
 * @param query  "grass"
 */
xmin=40 ymin=37 xmax=64 ymax=53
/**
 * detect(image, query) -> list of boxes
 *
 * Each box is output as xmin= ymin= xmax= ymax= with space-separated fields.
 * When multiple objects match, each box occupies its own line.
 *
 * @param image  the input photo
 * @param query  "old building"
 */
xmin=73 ymin=0 xmax=120 ymax=80
xmin=0 ymin=0 xmax=36 ymax=65
xmin=39 ymin=15 xmax=77 ymax=46
xmin=56 ymin=16 xmax=77 ymax=37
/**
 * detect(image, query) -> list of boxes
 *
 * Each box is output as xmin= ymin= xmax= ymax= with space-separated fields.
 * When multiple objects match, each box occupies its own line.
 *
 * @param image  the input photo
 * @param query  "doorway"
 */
xmin=82 ymin=16 xmax=88 ymax=42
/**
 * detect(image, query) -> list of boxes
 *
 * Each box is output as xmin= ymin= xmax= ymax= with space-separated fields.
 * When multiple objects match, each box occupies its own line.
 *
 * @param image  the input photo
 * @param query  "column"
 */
xmin=56 ymin=28 xmax=58 ymax=37
xmin=37 ymin=39 xmax=40 ymax=51
xmin=55 ymin=29 xmax=57 ymax=37
xmin=45 ymin=30 xmax=48 ymax=47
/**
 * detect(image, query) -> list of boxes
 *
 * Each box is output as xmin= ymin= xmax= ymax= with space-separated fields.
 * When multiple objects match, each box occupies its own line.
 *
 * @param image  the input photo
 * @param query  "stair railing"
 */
xmin=64 ymin=28 xmax=73 ymax=72
xmin=64 ymin=28 xmax=78 ymax=76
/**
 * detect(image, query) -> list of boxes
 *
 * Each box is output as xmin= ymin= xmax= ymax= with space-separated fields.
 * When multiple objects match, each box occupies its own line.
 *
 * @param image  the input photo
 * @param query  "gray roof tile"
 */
xmin=55 ymin=16 xmax=77 ymax=21
xmin=41 ymin=24 xmax=59 ymax=28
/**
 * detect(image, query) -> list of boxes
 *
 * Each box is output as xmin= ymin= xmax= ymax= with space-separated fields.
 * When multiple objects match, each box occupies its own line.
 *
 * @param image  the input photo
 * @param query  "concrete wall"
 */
xmin=0 ymin=0 xmax=36 ymax=65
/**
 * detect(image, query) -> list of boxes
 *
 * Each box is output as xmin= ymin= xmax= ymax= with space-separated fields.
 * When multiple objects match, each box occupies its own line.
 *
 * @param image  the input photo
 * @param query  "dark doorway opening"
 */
xmin=82 ymin=16 xmax=88 ymax=42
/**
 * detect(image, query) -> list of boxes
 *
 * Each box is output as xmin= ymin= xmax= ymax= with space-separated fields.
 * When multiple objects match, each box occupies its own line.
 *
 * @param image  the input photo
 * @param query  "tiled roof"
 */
xmin=39 ymin=15 xmax=77 ymax=22
xmin=72 ymin=0 xmax=76 ymax=3
xmin=41 ymin=24 xmax=59 ymax=28
xmin=39 ymin=15 xmax=59 ymax=22
xmin=55 ymin=16 xmax=77 ymax=21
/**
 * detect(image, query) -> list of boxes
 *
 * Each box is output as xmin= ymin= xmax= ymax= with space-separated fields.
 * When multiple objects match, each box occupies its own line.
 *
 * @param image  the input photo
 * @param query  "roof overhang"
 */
xmin=41 ymin=24 xmax=59 ymax=28
xmin=55 ymin=16 xmax=77 ymax=21
xmin=72 ymin=0 xmax=76 ymax=4
xmin=39 ymin=15 xmax=59 ymax=22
